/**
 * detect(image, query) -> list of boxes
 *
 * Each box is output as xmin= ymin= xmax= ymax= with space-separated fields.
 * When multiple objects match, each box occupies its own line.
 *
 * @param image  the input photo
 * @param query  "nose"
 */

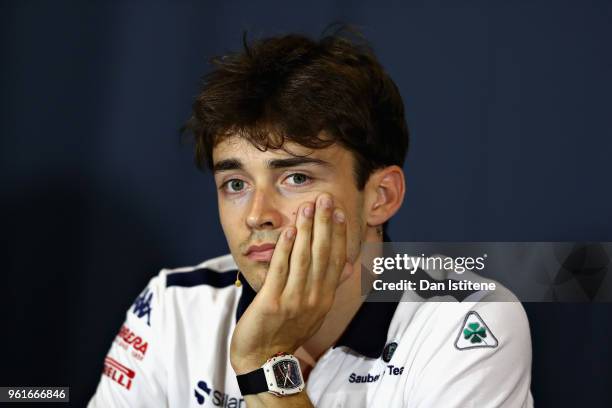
xmin=245 ymin=187 xmax=283 ymax=230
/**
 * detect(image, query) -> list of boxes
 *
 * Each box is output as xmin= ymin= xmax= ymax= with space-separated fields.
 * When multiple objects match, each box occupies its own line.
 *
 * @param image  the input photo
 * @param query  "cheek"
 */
xmin=346 ymin=221 xmax=362 ymax=264
xmin=277 ymin=195 xmax=314 ymax=222
xmin=218 ymin=193 xmax=251 ymax=213
xmin=345 ymin=198 xmax=366 ymax=263
xmin=218 ymin=192 xmax=251 ymax=218
xmin=218 ymin=202 xmax=245 ymax=241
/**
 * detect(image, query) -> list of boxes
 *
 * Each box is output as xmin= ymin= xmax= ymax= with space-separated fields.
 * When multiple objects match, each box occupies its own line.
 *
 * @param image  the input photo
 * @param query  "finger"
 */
xmin=338 ymin=262 xmax=354 ymax=285
xmin=323 ymin=207 xmax=347 ymax=291
xmin=283 ymin=202 xmax=314 ymax=299
xmin=308 ymin=193 xmax=334 ymax=289
xmin=261 ymin=226 xmax=296 ymax=297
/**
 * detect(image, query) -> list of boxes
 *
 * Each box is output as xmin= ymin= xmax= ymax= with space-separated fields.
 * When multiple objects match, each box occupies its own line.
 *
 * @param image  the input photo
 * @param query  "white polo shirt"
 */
xmin=88 ymin=253 xmax=534 ymax=407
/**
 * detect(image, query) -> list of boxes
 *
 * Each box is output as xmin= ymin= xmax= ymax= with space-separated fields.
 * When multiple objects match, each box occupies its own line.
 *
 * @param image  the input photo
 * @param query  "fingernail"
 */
xmin=334 ymin=209 xmax=345 ymax=223
xmin=285 ymin=228 xmax=295 ymax=239
xmin=303 ymin=204 xmax=314 ymax=218
xmin=319 ymin=195 xmax=333 ymax=209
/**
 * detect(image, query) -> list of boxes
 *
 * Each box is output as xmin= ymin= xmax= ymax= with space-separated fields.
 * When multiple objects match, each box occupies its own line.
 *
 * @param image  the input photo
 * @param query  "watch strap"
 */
xmin=237 ymin=367 xmax=268 ymax=396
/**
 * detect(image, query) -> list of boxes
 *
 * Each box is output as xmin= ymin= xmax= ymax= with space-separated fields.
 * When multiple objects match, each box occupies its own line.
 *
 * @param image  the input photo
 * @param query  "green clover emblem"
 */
xmin=463 ymin=322 xmax=487 ymax=343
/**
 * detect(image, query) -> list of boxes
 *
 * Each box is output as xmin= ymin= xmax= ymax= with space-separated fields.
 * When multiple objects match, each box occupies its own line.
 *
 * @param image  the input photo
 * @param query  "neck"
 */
xmin=298 ymin=227 xmax=382 ymax=364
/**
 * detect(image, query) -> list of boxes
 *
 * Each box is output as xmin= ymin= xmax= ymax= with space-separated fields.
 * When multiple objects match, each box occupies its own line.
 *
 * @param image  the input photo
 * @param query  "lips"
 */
xmin=245 ymin=243 xmax=276 ymax=262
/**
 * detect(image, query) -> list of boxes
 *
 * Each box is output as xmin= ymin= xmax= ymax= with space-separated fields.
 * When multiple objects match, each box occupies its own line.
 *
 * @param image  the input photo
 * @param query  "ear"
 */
xmin=364 ymin=165 xmax=405 ymax=228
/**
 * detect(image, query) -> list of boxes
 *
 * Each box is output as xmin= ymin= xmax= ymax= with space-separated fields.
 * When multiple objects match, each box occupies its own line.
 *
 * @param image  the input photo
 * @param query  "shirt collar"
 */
xmin=235 ymin=231 xmax=399 ymax=359
xmin=333 ymin=231 xmax=399 ymax=358
xmin=235 ymin=276 xmax=256 ymax=323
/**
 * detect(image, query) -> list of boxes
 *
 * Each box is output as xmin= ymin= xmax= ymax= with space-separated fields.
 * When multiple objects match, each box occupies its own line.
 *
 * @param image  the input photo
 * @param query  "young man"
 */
xmin=89 ymin=30 xmax=533 ymax=407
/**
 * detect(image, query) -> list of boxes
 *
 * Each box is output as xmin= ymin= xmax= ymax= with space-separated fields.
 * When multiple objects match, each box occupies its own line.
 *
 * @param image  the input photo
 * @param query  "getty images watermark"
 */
xmin=360 ymin=242 xmax=612 ymax=302
xmin=371 ymin=253 xmax=495 ymax=292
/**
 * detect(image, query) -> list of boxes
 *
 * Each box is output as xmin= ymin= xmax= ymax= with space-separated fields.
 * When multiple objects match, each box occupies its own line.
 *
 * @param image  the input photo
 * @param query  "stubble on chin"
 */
xmin=237 ymin=259 xmax=270 ymax=292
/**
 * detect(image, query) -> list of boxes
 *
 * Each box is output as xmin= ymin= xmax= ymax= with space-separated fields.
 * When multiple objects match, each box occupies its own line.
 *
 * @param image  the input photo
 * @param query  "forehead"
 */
xmin=212 ymin=136 xmax=353 ymax=166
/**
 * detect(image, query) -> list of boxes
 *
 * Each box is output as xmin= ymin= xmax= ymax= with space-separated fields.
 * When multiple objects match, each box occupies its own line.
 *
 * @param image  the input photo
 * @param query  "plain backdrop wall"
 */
xmin=1 ymin=1 xmax=611 ymax=406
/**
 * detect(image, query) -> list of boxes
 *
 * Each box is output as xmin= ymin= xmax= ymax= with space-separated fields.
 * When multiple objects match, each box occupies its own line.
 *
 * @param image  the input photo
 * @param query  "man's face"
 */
xmin=212 ymin=136 xmax=366 ymax=291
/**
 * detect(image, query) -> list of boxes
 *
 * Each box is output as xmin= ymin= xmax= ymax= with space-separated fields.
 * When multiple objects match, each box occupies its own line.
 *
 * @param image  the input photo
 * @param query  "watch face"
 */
xmin=272 ymin=359 xmax=302 ymax=390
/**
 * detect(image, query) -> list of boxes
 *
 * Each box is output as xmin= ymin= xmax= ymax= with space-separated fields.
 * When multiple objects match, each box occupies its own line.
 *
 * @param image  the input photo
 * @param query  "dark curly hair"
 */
xmin=182 ymin=25 xmax=409 ymax=190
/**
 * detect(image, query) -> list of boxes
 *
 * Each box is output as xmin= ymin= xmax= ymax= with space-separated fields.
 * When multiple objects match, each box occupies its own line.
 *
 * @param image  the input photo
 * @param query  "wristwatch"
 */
xmin=236 ymin=353 xmax=305 ymax=396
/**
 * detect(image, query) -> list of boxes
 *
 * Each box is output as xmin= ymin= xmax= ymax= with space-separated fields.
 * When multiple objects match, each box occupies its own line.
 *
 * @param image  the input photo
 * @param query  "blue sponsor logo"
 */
xmin=349 ymin=372 xmax=380 ymax=383
xmin=194 ymin=379 xmax=245 ymax=407
xmin=194 ymin=380 xmax=211 ymax=405
xmin=387 ymin=365 xmax=405 ymax=376
xmin=132 ymin=287 xmax=153 ymax=326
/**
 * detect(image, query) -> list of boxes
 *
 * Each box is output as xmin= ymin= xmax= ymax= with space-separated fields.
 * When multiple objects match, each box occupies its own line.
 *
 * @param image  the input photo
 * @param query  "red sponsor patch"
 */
xmin=114 ymin=324 xmax=149 ymax=360
xmin=103 ymin=357 xmax=135 ymax=390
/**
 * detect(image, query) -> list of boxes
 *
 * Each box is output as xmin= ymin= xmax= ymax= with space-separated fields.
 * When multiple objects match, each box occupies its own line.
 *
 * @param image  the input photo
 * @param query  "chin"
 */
xmin=239 ymin=261 xmax=269 ymax=291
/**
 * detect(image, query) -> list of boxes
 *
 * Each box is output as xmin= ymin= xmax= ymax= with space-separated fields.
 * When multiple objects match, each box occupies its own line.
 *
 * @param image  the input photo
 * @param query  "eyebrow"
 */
xmin=213 ymin=157 xmax=332 ymax=173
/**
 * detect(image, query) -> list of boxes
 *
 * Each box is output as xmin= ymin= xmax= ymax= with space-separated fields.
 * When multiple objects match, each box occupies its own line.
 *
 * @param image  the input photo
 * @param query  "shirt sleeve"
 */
xmin=88 ymin=272 xmax=167 ymax=408
xmin=407 ymin=301 xmax=534 ymax=408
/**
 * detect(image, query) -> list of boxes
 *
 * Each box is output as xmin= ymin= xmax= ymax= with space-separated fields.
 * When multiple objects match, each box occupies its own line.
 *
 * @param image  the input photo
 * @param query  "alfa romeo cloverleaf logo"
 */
xmin=455 ymin=311 xmax=498 ymax=350
xmin=463 ymin=322 xmax=487 ymax=343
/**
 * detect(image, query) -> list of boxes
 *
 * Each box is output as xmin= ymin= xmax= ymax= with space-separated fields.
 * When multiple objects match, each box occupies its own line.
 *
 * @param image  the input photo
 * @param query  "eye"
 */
xmin=222 ymin=179 xmax=246 ymax=193
xmin=285 ymin=173 xmax=312 ymax=186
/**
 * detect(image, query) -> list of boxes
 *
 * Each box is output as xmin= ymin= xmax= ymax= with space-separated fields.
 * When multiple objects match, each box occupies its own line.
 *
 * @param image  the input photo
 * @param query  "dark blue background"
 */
xmin=1 ymin=1 xmax=611 ymax=406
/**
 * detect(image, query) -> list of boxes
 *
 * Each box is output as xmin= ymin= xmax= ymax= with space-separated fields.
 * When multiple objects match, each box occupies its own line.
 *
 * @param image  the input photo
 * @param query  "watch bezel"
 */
xmin=262 ymin=354 xmax=305 ymax=396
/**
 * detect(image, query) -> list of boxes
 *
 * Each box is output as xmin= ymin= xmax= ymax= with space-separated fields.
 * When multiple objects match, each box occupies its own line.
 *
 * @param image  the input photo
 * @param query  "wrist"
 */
xmin=230 ymin=351 xmax=271 ymax=375
xmin=236 ymin=353 xmax=305 ymax=397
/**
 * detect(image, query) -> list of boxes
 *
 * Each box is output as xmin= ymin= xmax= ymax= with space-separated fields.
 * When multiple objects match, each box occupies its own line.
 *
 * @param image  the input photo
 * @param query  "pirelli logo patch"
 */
xmin=455 ymin=311 xmax=498 ymax=350
xmin=103 ymin=356 xmax=135 ymax=390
